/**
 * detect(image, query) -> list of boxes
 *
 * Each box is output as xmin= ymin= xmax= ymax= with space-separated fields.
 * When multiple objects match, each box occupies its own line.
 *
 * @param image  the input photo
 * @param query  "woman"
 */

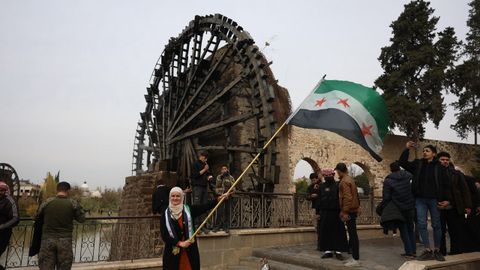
xmin=160 ymin=186 xmax=226 ymax=270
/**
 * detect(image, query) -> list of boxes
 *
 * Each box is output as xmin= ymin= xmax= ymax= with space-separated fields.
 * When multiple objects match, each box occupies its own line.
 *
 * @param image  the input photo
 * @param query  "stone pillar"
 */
xmin=110 ymin=171 xmax=178 ymax=261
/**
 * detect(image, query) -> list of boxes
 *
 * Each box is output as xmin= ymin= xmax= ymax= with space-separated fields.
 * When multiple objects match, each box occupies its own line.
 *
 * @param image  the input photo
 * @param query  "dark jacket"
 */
xmin=379 ymin=201 xmax=405 ymax=231
xmin=464 ymin=175 xmax=480 ymax=210
xmin=398 ymin=149 xmax=451 ymax=201
xmin=190 ymin=160 xmax=212 ymax=187
xmin=444 ymin=167 xmax=472 ymax=215
xmin=382 ymin=170 xmax=415 ymax=211
xmin=306 ymin=183 xmax=321 ymax=210
xmin=0 ymin=195 xmax=19 ymax=231
xmin=160 ymin=200 xmax=216 ymax=270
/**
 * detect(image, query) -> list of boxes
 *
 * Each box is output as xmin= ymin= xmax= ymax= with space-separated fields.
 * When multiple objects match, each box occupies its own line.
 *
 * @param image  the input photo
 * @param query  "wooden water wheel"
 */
xmin=0 ymin=163 xmax=20 ymax=200
xmin=132 ymin=14 xmax=289 ymax=191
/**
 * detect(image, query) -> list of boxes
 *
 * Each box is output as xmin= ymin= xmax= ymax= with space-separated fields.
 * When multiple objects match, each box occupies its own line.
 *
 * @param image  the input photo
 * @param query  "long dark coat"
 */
xmin=317 ymin=180 xmax=348 ymax=252
xmin=160 ymin=200 xmax=216 ymax=270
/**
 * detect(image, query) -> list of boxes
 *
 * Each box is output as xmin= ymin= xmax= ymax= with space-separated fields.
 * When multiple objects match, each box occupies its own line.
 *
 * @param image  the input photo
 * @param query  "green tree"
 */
xmin=294 ymin=176 xmax=309 ymax=193
xmin=99 ymin=188 xmax=122 ymax=212
xmin=375 ymin=0 xmax=459 ymax=140
xmin=40 ymin=172 xmax=57 ymax=202
xmin=450 ymin=0 xmax=480 ymax=144
xmin=354 ymin=173 xmax=370 ymax=196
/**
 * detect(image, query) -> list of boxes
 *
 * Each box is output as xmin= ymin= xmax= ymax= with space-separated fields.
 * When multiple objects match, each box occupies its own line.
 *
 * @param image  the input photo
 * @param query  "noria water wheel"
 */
xmin=132 ymin=14 xmax=290 ymax=191
xmin=0 ymin=163 xmax=20 ymax=200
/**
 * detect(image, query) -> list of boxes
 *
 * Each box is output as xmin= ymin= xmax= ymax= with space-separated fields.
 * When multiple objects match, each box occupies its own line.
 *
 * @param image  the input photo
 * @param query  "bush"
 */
xmin=354 ymin=173 xmax=371 ymax=196
xmin=295 ymin=176 xmax=309 ymax=193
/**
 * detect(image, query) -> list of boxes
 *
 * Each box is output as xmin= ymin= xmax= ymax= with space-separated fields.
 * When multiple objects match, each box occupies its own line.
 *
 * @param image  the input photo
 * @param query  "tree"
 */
xmin=294 ymin=176 xmax=309 ymax=193
xmin=40 ymin=172 xmax=57 ymax=202
xmin=375 ymin=0 xmax=459 ymax=140
xmin=354 ymin=173 xmax=370 ymax=196
xmin=450 ymin=0 xmax=480 ymax=144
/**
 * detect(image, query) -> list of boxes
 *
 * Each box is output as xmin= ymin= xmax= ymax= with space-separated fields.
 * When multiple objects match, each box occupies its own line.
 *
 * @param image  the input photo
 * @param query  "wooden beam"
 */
xmin=167 ymin=112 xmax=257 ymax=144
xmin=196 ymin=145 xmax=259 ymax=153
xmin=167 ymin=75 xmax=242 ymax=139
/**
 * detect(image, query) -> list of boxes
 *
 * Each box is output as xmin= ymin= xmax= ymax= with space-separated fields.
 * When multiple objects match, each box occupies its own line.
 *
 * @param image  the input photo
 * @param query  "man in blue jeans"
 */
xmin=398 ymin=142 xmax=451 ymax=261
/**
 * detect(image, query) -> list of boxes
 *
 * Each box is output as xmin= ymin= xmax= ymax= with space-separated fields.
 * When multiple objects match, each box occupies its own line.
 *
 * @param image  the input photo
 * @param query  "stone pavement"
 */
xmin=230 ymin=236 xmax=414 ymax=270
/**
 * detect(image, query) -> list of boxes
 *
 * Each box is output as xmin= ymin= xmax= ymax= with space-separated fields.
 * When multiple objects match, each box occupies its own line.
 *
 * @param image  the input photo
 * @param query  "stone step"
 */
xmin=234 ymin=256 xmax=316 ymax=270
xmin=252 ymin=249 xmax=347 ymax=270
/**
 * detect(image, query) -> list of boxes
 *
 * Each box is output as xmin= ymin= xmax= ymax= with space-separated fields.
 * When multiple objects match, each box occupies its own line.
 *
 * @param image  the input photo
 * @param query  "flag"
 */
xmin=287 ymin=80 xmax=389 ymax=161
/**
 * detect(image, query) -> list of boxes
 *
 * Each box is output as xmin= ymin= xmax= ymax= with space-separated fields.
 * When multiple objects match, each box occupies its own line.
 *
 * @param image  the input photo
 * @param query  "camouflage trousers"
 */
xmin=38 ymin=238 xmax=73 ymax=270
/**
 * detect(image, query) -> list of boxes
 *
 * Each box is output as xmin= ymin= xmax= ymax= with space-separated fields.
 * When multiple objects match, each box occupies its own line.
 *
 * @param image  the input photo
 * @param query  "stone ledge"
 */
xmin=229 ymin=224 xmax=380 ymax=236
xmin=399 ymin=252 xmax=480 ymax=270
xmin=15 ymin=258 xmax=162 ymax=270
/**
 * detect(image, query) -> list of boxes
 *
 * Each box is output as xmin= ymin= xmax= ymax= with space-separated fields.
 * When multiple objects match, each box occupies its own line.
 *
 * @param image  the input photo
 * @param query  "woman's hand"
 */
xmin=178 ymin=240 xmax=191 ymax=248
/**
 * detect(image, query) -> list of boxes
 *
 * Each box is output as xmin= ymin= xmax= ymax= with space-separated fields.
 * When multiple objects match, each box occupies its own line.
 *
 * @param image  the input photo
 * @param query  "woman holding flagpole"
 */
xmin=160 ymin=186 xmax=227 ymax=270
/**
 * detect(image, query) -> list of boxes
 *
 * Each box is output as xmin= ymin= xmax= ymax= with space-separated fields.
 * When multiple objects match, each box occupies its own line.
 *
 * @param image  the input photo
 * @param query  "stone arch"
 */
xmin=351 ymin=161 xmax=376 ymax=197
xmin=301 ymin=157 xmax=321 ymax=175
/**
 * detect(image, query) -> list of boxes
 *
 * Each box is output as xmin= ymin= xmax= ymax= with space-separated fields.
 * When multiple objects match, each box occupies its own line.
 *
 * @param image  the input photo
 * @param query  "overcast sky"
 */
xmin=0 ymin=0 xmax=473 ymax=188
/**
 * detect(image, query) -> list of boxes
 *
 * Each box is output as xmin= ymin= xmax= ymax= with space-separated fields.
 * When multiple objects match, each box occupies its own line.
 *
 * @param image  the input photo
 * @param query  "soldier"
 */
xmin=213 ymin=165 xmax=235 ymax=233
xmin=36 ymin=182 xmax=85 ymax=270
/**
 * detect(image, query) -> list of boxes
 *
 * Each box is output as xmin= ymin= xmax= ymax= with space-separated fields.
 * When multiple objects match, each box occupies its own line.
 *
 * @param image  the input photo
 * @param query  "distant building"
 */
xmin=91 ymin=189 xmax=102 ymax=198
xmin=80 ymin=181 xmax=91 ymax=197
xmin=17 ymin=180 xmax=41 ymax=199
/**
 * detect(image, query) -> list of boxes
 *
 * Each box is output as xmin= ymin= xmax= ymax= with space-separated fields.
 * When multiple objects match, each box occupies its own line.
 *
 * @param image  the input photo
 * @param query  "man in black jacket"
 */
xmin=437 ymin=152 xmax=472 ymax=255
xmin=382 ymin=162 xmax=416 ymax=258
xmin=306 ymin=173 xmax=321 ymax=250
xmin=190 ymin=152 xmax=213 ymax=234
xmin=398 ymin=142 xmax=450 ymax=261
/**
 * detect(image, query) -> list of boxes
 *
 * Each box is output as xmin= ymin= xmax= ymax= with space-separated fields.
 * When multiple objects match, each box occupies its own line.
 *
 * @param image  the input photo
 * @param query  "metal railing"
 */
xmin=1 ymin=193 xmax=379 ymax=268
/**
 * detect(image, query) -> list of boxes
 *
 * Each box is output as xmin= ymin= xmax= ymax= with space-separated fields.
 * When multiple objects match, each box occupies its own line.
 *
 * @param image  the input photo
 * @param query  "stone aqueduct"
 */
xmin=285 ymin=127 xmax=479 ymax=195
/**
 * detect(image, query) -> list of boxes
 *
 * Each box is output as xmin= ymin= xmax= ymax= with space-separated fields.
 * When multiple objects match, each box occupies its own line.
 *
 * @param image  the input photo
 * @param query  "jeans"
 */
xmin=398 ymin=209 xmax=416 ymax=255
xmin=415 ymin=198 xmax=442 ymax=249
xmin=215 ymin=199 xmax=230 ymax=230
xmin=346 ymin=213 xmax=359 ymax=260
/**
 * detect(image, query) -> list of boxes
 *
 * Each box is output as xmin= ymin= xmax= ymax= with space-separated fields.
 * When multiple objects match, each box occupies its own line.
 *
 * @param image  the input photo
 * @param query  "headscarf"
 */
xmin=0 ymin=181 xmax=10 ymax=196
xmin=168 ymin=187 xmax=184 ymax=220
xmin=321 ymin=168 xmax=335 ymax=183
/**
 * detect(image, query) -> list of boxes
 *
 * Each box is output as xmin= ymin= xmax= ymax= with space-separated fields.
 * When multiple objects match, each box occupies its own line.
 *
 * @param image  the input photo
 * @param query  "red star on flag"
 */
xmin=315 ymin=97 xmax=326 ymax=107
xmin=337 ymin=98 xmax=350 ymax=108
xmin=361 ymin=123 xmax=373 ymax=136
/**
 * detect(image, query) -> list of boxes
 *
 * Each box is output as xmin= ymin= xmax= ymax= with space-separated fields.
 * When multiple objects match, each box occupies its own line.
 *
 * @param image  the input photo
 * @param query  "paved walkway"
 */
xmin=250 ymin=236 xmax=414 ymax=270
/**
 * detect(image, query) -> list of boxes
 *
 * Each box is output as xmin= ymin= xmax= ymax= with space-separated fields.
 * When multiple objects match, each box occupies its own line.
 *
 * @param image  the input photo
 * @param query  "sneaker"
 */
xmin=417 ymin=250 xmax=434 ymax=261
xmin=321 ymin=253 xmax=333 ymax=259
xmin=344 ymin=258 xmax=360 ymax=267
xmin=401 ymin=253 xmax=416 ymax=259
xmin=433 ymin=250 xmax=446 ymax=261
xmin=335 ymin=253 xmax=345 ymax=261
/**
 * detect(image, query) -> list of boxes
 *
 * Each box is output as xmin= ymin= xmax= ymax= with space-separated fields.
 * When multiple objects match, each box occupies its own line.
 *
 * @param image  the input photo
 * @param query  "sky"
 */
xmin=0 ymin=0 xmax=474 ymax=188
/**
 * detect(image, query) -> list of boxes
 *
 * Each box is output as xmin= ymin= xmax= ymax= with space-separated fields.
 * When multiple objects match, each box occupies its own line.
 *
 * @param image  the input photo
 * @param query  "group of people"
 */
xmin=380 ymin=142 xmax=480 ymax=261
xmin=307 ymin=141 xmax=480 ymax=268
xmin=306 ymin=163 xmax=361 ymax=267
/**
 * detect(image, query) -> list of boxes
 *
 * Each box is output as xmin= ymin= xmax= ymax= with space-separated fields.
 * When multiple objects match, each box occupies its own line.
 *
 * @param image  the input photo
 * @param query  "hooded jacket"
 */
xmin=382 ymin=170 xmax=415 ymax=211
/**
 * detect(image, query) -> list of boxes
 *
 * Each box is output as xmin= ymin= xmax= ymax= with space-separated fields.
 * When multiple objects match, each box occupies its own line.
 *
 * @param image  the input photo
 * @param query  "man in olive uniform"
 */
xmin=214 ymin=165 xmax=235 ymax=232
xmin=36 ymin=182 xmax=85 ymax=270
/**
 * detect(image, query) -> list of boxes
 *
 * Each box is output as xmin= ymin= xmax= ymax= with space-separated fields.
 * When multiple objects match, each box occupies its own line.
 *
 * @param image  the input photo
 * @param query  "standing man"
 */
xmin=214 ymin=165 xmax=235 ymax=233
xmin=335 ymin=162 xmax=360 ymax=267
xmin=398 ymin=142 xmax=450 ymax=261
xmin=190 ymin=152 xmax=213 ymax=234
xmin=317 ymin=169 xmax=348 ymax=260
xmin=436 ymin=152 xmax=472 ymax=255
xmin=0 ymin=182 xmax=19 ymax=270
xmin=37 ymin=182 xmax=85 ymax=270
xmin=382 ymin=162 xmax=416 ymax=258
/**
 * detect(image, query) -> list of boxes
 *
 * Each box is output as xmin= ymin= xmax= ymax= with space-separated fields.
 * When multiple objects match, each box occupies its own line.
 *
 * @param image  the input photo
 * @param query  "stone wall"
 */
xmin=288 ymin=126 xmax=480 ymax=195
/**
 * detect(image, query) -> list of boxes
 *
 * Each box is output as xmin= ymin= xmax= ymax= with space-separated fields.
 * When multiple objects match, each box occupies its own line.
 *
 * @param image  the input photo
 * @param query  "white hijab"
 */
xmin=168 ymin=187 xmax=184 ymax=220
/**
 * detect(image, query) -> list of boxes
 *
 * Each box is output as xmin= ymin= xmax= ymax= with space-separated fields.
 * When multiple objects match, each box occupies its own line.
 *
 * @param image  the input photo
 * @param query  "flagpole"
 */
xmin=188 ymin=75 xmax=326 ymax=241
